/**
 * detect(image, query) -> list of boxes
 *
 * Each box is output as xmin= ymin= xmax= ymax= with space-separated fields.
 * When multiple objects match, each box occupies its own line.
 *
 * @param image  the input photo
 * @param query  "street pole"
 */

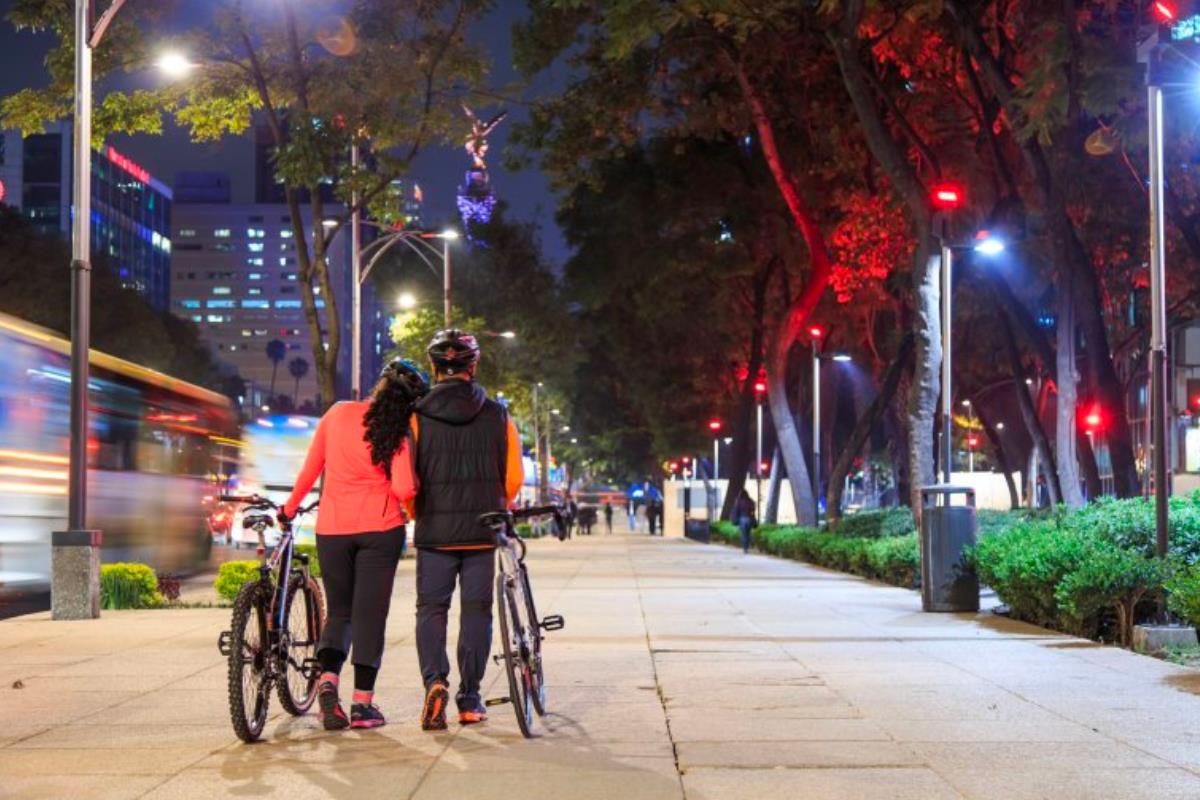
xmin=812 ymin=341 xmax=821 ymax=522
xmin=967 ymin=402 xmax=975 ymax=473
xmin=755 ymin=400 xmax=763 ymax=523
xmin=1148 ymin=79 xmax=1170 ymax=559
xmin=53 ymin=0 xmax=102 ymax=620
xmin=533 ymin=383 xmax=545 ymax=503
xmin=711 ymin=436 xmax=720 ymax=521
xmin=350 ymin=141 xmax=361 ymax=400
xmin=442 ymin=237 xmax=451 ymax=327
xmin=941 ymin=242 xmax=954 ymax=486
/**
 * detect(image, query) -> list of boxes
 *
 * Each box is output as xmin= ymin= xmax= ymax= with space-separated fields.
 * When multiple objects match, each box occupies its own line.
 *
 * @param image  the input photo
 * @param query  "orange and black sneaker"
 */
xmin=421 ymin=681 xmax=449 ymax=731
xmin=458 ymin=705 xmax=488 ymax=726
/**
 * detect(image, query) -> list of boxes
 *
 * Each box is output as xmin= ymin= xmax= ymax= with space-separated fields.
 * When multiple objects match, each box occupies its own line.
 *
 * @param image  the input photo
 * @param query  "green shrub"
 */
xmin=516 ymin=522 xmax=535 ymax=539
xmin=100 ymin=563 xmax=163 ymax=609
xmin=1055 ymin=539 xmax=1166 ymax=644
xmin=710 ymin=521 xmax=739 ymax=545
xmin=1166 ymin=560 xmax=1200 ymax=630
xmin=215 ymin=561 xmax=262 ymax=603
xmin=293 ymin=544 xmax=322 ymax=578
xmin=866 ymin=534 xmax=921 ymax=587
xmin=836 ymin=508 xmax=915 ymax=539
xmin=972 ymin=520 xmax=1089 ymax=629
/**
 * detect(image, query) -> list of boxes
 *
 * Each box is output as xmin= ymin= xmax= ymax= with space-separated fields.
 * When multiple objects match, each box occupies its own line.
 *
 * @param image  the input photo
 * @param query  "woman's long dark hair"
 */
xmin=363 ymin=359 xmax=428 ymax=478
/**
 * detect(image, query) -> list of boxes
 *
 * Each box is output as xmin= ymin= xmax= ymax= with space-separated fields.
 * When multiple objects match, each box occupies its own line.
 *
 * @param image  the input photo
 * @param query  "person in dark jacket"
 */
xmin=411 ymin=330 xmax=523 ymax=731
xmin=734 ymin=489 xmax=756 ymax=553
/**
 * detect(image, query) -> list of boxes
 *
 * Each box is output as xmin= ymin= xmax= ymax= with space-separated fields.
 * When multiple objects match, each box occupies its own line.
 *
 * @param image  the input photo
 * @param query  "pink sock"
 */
xmin=352 ymin=690 xmax=374 ymax=706
xmin=320 ymin=672 xmax=340 ymax=686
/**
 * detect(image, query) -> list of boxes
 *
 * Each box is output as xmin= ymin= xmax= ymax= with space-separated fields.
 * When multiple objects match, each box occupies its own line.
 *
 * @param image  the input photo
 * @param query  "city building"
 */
xmin=170 ymin=186 xmax=399 ymax=413
xmin=0 ymin=122 xmax=173 ymax=310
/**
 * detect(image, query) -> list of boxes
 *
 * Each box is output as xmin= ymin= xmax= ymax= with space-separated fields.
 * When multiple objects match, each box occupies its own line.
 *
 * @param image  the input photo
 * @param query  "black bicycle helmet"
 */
xmin=427 ymin=329 xmax=480 ymax=374
xmin=381 ymin=357 xmax=430 ymax=398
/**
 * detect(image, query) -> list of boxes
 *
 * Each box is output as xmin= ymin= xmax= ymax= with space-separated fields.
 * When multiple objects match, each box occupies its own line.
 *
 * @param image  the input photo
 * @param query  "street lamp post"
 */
xmin=753 ymin=379 xmax=766 ymax=522
xmin=811 ymin=339 xmax=853 ymax=522
xmin=1148 ymin=56 xmax=1170 ymax=558
xmin=54 ymin=0 xmax=135 ymax=620
xmin=707 ymin=418 xmax=722 ymax=521
xmin=352 ymin=227 xmax=457 ymax=398
xmin=963 ymin=399 xmax=975 ymax=473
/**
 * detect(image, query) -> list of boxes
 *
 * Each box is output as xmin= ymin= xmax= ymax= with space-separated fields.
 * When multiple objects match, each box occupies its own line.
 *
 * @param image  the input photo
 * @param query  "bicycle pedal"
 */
xmin=484 ymin=697 xmax=511 ymax=707
xmin=540 ymin=615 xmax=565 ymax=632
xmin=301 ymin=658 xmax=322 ymax=680
xmin=217 ymin=630 xmax=233 ymax=657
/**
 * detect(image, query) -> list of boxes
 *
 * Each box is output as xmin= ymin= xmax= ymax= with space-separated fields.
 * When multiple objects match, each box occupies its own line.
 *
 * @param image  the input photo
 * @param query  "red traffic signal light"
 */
xmin=930 ymin=182 xmax=964 ymax=211
xmin=966 ymin=434 xmax=980 ymax=449
xmin=1154 ymin=1 xmax=1177 ymax=22
xmin=668 ymin=461 xmax=679 ymax=472
xmin=708 ymin=418 xmax=722 ymax=432
xmin=1081 ymin=403 xmax=1105 ymax=433
xmin=809 ymin=325 xmax=824 ymax=339
xmin=753 ymin=380 xmax=767 ymax=395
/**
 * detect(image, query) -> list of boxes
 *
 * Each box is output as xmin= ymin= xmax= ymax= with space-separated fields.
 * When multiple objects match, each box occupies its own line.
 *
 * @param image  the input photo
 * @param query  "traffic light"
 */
xmin=966 ymin=434 xmax=980 ymax=450
xmin=930 ymin=182 xmax=964 ymax=211
xmin=809 ymin=325 xmax=824 ymax=340
xmin=1081 ymin=403 xmax=1105 ymax=434
xmin=708 ymin=418 xmax=722 ymax=433
xmin=1155 ymin=1 xmax=1177 ymax=21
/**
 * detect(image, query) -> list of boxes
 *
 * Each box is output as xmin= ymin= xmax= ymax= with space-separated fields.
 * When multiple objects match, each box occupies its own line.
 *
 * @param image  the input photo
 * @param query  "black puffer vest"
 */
xmin=413 ymin=379 xmax=508 ymax=548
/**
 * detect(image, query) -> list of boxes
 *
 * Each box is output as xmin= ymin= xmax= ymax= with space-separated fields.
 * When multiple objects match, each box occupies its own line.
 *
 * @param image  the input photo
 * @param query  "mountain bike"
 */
xmin=479 ymin=505 xmax=566 ymax=738
xmin=217 ymin=494 xmax=324 ymax=743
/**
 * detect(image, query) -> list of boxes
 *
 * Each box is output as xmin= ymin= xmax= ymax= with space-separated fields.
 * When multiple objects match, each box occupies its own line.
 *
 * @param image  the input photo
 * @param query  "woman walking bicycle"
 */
xmin=281 ymin=358 xmax=428 ymax=730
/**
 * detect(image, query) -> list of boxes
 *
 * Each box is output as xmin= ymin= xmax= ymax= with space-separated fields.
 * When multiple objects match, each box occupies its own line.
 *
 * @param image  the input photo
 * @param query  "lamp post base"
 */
xmin=51 ymin=529 xmax=102 ymax=620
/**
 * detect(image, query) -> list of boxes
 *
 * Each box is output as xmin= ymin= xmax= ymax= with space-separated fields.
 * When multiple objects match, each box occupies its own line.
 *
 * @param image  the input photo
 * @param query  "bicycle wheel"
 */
xmin=277 ymin=573 xmax=324 ymax=716
xmin=518 ymin=565 xmax=547 ymax=715
xmin=228 ymin=580 xmax=272 ymax=743
xmin=495 ymin=573 xmax=534 ymax=738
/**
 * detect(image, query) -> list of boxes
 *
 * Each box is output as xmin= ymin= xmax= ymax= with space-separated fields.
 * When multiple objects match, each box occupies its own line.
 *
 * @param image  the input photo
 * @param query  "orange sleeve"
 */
xmin=284 ymin=410 xmax=329 ymax=517
xmin=389 ymin=435 xmax=417 ymax=514
xmin=505 ymin=416 xmax=524 ymax=506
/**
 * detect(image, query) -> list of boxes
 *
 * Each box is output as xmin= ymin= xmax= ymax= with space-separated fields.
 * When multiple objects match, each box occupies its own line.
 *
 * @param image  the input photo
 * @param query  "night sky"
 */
xmin=0 ymin=0 xmax=570 ymax=265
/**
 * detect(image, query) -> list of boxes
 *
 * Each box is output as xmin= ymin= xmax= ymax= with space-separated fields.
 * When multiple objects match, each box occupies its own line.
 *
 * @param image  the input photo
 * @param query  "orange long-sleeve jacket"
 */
xmin=283 ymin=400 xmax=416 ymax=534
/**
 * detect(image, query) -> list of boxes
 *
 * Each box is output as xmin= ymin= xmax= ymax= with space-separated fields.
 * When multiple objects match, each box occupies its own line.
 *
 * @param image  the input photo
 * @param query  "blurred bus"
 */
xmin=0 ymin=311 xmax=238 ymax=590
xmin=221 ymin=415 xmax=319 ymax=548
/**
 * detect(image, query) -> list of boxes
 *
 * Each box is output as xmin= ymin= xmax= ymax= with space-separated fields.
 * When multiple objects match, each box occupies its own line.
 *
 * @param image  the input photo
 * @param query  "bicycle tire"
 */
xmin=495 ymin=573 xmax=534 ymax=738
xmin=277 ymin=573 xmax=324 ymax=716
xmin=228 ymin=580 xmax=272 ymax=743
xmin=518 ymin=564 xmax=547 ymax=715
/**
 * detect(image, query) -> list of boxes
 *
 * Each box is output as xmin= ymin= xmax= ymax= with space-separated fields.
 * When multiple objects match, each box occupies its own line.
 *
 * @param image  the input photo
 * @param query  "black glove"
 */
xmin=276 ymin=509 xmax=293 ymax=528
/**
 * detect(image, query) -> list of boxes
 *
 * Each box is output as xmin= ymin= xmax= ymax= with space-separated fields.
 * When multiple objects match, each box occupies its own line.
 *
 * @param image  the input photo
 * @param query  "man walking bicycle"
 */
xmin=411 ymin=330 xmax=523 ymax=730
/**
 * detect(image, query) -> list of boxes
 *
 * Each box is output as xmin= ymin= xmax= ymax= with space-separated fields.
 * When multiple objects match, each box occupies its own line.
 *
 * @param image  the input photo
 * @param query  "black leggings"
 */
xmin=315 ymin=527 xmax=405 ymax=691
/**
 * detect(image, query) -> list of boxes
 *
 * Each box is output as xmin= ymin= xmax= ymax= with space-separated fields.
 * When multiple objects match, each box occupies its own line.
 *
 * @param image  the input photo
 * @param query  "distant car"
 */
xmin=227 ymin=416 xmax=320 ymax=549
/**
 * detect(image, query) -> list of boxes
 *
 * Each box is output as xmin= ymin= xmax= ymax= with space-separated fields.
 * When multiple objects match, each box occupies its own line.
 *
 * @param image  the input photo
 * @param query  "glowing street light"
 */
xmin=156 ymin=50 xmax=195 ymax=79
xmin=397 ymin=291 xmax=418 ymax=311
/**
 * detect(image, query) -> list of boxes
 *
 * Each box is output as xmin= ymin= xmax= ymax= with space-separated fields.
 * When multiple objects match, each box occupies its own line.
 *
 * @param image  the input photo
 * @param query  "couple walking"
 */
xmin=279 ymin=329 xmax=523 ymax=731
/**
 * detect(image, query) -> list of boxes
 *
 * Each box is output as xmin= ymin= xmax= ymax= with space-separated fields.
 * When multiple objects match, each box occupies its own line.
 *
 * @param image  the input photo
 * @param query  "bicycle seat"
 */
xmin=243 ymin=513 xmax=275 ymax=531
xmin=478 ymin=511 xmax=513 ymax=529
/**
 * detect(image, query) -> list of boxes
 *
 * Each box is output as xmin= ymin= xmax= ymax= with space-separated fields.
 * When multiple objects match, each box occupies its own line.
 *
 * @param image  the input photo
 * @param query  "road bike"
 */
xmin=479 ymin=505 xmax=567 ymax=738
xmin=217 ymin=494 xmax=324 ymax=743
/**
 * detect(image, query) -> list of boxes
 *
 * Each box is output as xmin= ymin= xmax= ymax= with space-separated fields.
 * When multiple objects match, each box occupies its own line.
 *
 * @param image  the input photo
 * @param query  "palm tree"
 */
xmin=288 ymin=356 xmax=310 ymax=406
xmin=266 ymin=339 xmax=287 ymax=398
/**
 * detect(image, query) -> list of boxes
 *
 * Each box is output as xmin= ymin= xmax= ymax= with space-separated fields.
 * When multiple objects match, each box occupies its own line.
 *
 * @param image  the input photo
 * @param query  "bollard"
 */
xmin=51 ymin=529 xmax=102 ymax=620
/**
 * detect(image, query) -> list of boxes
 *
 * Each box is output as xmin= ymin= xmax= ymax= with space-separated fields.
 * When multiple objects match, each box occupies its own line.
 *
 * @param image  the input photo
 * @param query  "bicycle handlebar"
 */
xmin=219 ymin=494 xmax=318 ymax=517
xmin=511 ymin=504 xmax=565 ymax=521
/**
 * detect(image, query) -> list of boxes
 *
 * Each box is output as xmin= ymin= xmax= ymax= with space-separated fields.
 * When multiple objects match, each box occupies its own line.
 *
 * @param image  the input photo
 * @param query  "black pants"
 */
xmin=415 ymin=547 xmax=495 ymax=711
xmin=315 ymin=528 xmax=405 ymax=674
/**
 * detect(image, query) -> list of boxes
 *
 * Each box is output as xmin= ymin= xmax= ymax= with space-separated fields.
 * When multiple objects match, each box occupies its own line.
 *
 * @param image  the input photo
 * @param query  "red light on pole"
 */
xmin=753 ymin=380 xmax=767 ymax=395
xmin=930 ymin=182 xmax=964 ymax=211
xmin=668 ymin=461 xmax=679 ymax=473
xmin=708 ymin=418 xmax=722 ymax=433
xmin=966 ymin=434 xmax=979 ymax=450
xmin=1154 ymin=1 xmax=1177 ymax=22
xmin=760 ymin=460 xmax=770 ymax=475
xmin=809 ymin=325 xmax=824 ymax=339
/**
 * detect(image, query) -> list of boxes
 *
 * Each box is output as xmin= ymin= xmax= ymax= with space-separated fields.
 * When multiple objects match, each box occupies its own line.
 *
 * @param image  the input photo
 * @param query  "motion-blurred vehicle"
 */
xmin=227 ymin=416 xmax=319 ymax=549
xmin=0 ymin=311 xmax=239 ymax=591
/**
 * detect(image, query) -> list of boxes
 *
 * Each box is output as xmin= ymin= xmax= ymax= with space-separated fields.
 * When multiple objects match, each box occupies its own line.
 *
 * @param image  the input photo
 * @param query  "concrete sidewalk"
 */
xmin=4 ymin=534 xmax=1200 ymax=799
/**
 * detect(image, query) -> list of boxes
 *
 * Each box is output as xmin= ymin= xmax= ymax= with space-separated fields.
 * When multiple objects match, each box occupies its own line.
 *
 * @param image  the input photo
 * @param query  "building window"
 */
xmin=283 ymin=272 xmax=298 ymax=281
xmin=191 ymin=315 xmax=202 ymax=322
xmin=241 ymin=299 xmax=271 ymax=309
xmin=214 ymin=228 xmax=231 ymax=238
xmin=174 ymin=243 xmax=202 ymax=251
xmin=247 ymin=257 xmax=264 ymax=266
xmin=207 ymin=300 xmax=236 ymax=308
xmin=178 ymin=229 xmax=197 ymax=237
xmin=177 ymin=299 xmax=201 ymax=309
xmin=213 ymin=243 xmax=235 ymax=252
xmin=248 ymin=215 xmax=264 ymax=222
xmin=247 ymin=272 xmax=264 ymax=280
xmin=279 ymin=286 xmax=296 ymax=294
xmin=253 ymin=328 xmax=269 ymax=336
xmin=241 ymin=329 xmax=253 ymax=337
xmin=280 ymin=243 xmax=291 ymax=251
xmin=247 ymin=228 xmax=265 ymax=238
xmin=280 ymin=229 xmax=293 ymax=239
xmin=248 ymin=242 xmax=264 ymax=252
xmin=212 ymin=287 xmax=231 ymax=295
xmin=206 ymin=314 xmax=227 ymax=323
xmin=275 ymin=300 xmax=302 ymax=309
xmin=247 ymin=287 xmax=262 ymax=296
xmin=279 ymin=257 xmax=290 ymax=267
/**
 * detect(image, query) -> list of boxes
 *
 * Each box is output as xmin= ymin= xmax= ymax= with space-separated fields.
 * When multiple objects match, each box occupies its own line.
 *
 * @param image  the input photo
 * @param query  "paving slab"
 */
xmin=5 ymin=533 xmax=1200 ymax=798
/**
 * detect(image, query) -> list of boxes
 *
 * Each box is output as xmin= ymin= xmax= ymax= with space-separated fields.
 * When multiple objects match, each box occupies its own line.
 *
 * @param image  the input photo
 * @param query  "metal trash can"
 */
xmin=919 ymin=485 xmax=979 ymax=612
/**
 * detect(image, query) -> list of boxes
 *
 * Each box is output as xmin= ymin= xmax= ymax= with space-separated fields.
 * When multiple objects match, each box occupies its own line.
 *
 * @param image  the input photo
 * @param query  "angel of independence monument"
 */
xmin=456 ymin=104 xmax=508 ymax=242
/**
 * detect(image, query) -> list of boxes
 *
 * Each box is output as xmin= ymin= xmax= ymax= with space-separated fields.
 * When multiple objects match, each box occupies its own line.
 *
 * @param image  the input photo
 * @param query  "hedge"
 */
xmin=100 ymin=563 xmax=164 ymax=609
xmin=215 ymin=561 xmax=262 ymax=604
xmin=971 ymin=494 xmax=1200 ymax=645
xmin=709 ymin=520 xmax=920 ymax=589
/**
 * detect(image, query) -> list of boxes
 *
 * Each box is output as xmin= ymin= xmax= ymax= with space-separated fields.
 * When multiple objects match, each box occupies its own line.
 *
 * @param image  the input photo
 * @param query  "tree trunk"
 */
xmin=998 ymin=310 xmax=1062 ymax=504
xmin=1057 ymin=275 xmax=1085 ymax=507
xmin=1078 ymin=430 xmax=1102 ymax=501
xmin=764 ymin=447 xmax=782 ymax=524
xmin=828 ymin=334 xmax=914 ymax=526
xmin=976 ymin=403 xmax=1020 ymax=510
xmin=720 ymin=264 xmax=771 ymax=521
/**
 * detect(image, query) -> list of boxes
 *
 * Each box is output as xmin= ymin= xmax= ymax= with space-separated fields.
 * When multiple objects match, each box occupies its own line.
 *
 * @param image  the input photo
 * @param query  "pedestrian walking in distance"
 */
xmin=282 ymin=358 xmax=429 ymax=731
xmin=411 ymin=330 xmax=524 ymax=730
xmin=604 ymin=502 xmax=614 ymax=534
xmin=734 ymin=489 xmax=756 ymax=554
